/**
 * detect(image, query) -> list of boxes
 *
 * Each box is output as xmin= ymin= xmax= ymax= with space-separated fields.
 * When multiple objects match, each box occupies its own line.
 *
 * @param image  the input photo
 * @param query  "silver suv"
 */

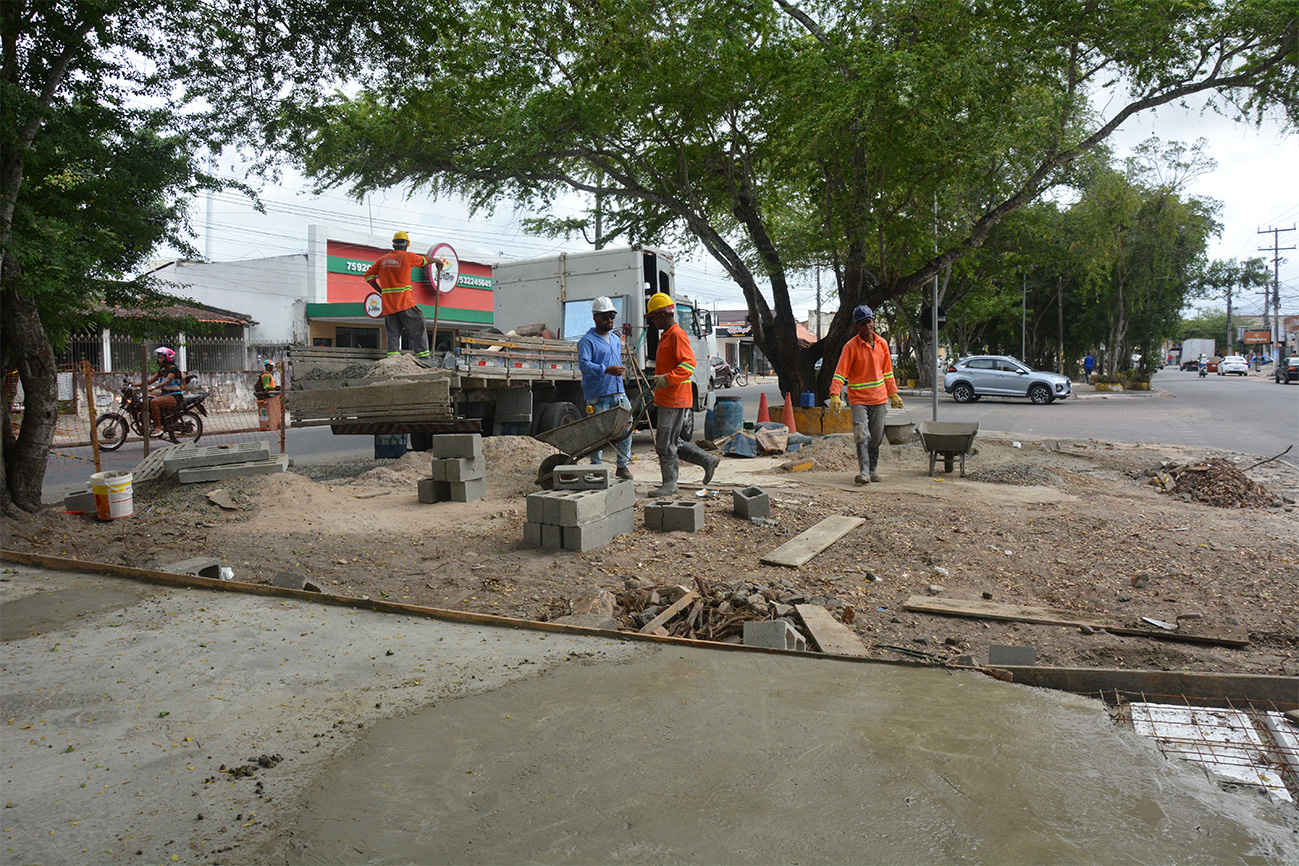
xmin=943 ymin=355 xmax=1072 ymax=404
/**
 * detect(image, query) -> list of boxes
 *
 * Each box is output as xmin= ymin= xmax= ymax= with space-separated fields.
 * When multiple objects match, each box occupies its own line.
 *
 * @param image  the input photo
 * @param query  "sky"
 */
xmin=175 ymin=101 xmax=1298 ymax=324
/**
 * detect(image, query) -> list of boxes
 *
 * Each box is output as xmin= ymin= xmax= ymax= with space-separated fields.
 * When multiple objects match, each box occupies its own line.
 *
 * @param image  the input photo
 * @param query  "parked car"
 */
xmin=943 ymin=355 xmax=1072 ymax=404
xmin=1217 ymin=355 xmax=1249 ymax=376
xmin=1276 ymin=355 xmax=1299 ymax=385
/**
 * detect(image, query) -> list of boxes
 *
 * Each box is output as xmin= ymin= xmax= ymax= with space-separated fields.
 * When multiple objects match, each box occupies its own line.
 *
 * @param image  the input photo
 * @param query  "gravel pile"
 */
xmin=295 ymin=363 xmax=372 ymax=382
xmin=965 ymin=464 xmax=1059 ymax=486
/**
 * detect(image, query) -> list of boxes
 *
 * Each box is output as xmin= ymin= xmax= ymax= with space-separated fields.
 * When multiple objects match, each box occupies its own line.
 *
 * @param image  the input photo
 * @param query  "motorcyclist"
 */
xmin=144 ymin=347 xmax=185 ymax=436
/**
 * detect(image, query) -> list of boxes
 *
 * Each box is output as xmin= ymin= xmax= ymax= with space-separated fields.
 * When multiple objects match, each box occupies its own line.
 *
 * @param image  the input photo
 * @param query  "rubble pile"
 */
xmin=616 ymin=576 xmax=848 ymax=644
xmin=1140 ymin=457 xmax=1280 ymax=508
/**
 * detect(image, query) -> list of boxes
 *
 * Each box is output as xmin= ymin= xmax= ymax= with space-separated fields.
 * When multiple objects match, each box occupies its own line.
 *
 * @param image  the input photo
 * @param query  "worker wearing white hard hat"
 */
xmin=577 ymin=297 xmax=633 ymax=479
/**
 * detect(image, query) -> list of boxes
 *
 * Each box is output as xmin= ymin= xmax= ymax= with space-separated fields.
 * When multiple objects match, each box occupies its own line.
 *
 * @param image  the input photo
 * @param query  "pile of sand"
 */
xmin=364 ymin=355 xmax=433 ymax=378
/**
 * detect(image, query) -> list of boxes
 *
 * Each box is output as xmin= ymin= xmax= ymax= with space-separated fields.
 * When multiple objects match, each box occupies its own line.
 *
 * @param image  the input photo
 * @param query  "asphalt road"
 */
xmin=723 ymin=365 xmax=1299 ymax=470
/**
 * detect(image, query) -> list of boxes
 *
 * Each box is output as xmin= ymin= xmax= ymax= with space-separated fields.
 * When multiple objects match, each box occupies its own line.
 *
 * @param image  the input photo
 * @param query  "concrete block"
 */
xmin=556 ymin=490 xmax=610 ymax=527
xmin=553 ymin=464 xmax=613 ymax=490
xmin=448 ymin=478 xmax=486 ymax=502
xmin=273 ymin=571 xmax=305 ymax=589
xmin=989 ymin=644 xmax=1037 ymax=667
xmin=645 ymin=500 xmax=704 ymax=532
xmin=163 ymin=441 xmax=270 ymax=473
xmin=430 ymin=433 xmax=482 ymax=459
xmin=161 ymin=556 xmax=222 ymax=579
xmin=64 ymin=489 xmax=95 ymax=513
xmin=526 ymin=492 xmax=549 ymax=523
xmin=418 ymin=478 xmax=451 ymax=503
xmin=733 ymin=485 xmax=770 ymax=520
xmin=523 ymin=521 xmax=545 ymax=547
xmin=743 ymin=620 xmax=807 ymax=651
xmin=541 ymin=523 xmax=563 ymax=549
xmin=562 ymin=506 xmax=634 ymax=552
xmin=176 ymin=453 xmax=288 ymax=484
xmin=430 ymin=456 xmax=485 ymax=482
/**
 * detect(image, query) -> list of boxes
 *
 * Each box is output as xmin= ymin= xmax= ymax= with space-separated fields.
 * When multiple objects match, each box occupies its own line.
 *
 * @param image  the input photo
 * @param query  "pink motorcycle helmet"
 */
xmin=155 ymin=347 xmax=176 ymax=363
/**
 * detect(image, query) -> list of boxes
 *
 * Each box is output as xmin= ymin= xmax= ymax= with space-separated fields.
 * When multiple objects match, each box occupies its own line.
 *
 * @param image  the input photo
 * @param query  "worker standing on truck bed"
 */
xmin=365 ymin=231 xmax=437 ymax=362
xmin=646 ymin=292 xmax=719 ymax=497
xmin=579 ymin=297 xmax=634 ymax=480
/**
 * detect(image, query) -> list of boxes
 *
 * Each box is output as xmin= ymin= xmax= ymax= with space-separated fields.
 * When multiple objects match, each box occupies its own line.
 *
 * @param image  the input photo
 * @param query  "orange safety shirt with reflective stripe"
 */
xmin=364 ymin=249 xmax=429 ymax=315
xmin=653 ymin=322 xmax=695 ymax=409
xmin=829 ymin=333 xmax=897 ymax=406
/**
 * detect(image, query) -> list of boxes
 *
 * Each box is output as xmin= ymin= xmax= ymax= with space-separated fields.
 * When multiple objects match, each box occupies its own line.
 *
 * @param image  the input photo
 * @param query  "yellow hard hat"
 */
xmin=392 ymin=231 xmax=410 ymax=243
xmin=646 ymin=292 xmax=675 ymax=315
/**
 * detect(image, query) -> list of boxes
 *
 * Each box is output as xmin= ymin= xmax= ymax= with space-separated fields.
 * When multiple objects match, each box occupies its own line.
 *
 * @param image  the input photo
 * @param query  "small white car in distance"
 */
xmin=1217 ymin=355 xmax=1249 ymax=376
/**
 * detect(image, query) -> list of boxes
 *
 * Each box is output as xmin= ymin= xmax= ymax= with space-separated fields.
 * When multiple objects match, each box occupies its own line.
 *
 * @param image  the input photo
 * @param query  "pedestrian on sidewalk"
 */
xmin=1083 ymin=353 xmax=1095 ymax=384
xmin=578 ymin=297 xmax=633 ymax=480
xmin=646 ymin=292 xmax=718 ymax=497
xmin=828 ymin=305 xmax=903 ymax=484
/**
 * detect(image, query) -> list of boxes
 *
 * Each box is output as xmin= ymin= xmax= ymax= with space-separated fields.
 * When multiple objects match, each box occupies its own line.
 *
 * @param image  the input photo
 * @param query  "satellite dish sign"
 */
xmin=428 ymin=243 xmax=460 ymax=295
xmin=364 ymin=292 xmax=383 ymax=318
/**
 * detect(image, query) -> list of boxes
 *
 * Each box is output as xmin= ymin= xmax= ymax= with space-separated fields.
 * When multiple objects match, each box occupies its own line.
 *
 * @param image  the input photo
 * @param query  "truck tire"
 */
xmin=538 ymin=401 xmax=582 ymax=433
xmin=680 ymin=409 xmax=695 ymax=443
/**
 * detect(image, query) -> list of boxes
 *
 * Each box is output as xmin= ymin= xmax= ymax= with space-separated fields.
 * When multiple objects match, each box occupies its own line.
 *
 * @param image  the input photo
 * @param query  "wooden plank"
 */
xmin=639 ymin=587 xmax=698 ymax=634
xmin=795 ymin=604 xmax=869 ymax=656
xmin=760 ymin=515 xmax=865 ymax=568
xmin=902 ymin=596 xmax=1249 ymax=648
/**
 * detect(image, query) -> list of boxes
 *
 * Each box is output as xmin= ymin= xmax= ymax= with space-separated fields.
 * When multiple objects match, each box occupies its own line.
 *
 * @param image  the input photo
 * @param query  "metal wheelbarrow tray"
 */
xmin=533 ymin=405 xmax=634 ymax=487
xmin=917 ymin=421 xmax=979 ymax=477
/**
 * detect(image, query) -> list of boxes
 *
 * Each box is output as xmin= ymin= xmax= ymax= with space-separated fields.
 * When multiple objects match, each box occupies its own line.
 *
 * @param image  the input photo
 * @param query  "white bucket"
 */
xmin=91 ymin=471 xmax=133 ymax=521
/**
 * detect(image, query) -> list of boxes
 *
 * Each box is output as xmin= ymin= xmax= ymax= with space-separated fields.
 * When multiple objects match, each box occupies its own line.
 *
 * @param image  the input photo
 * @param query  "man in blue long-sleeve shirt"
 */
xmin=578 ymin=297 xmax=633 ymax=480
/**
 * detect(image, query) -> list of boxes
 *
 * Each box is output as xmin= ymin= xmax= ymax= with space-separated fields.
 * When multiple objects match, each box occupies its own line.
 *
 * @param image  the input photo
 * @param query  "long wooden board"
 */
xmin=902 ymin=596 xmax=1249 ymax=648
xmin=795 ymin=604 xmax=869 ymax=656
xmin=639 ymin=588 xmax=698 ymax=634
xmin=760 ymin=515 xmax=865 ymax=568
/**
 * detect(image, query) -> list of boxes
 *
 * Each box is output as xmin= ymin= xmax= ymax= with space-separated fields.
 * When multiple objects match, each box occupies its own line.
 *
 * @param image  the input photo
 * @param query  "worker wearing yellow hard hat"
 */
xmin=365 ymin=231 xmax=432 ymax=361
xmin=645 ymin=292 xmax=718 ymax=496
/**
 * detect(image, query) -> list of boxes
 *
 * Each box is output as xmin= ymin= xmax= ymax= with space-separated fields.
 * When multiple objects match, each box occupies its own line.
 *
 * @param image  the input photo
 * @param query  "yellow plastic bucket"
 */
xmin=91 ymin=471 xmax=133 ymax=521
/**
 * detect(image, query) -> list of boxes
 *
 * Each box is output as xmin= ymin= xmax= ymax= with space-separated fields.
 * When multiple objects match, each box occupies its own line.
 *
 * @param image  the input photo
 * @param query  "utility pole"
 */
xmin=1258 ymin=226 xmax=1295 ymax=355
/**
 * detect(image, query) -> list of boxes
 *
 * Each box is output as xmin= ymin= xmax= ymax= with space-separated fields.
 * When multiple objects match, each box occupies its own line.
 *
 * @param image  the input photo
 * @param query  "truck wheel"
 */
xmin=680 ymin=409 xmax=695 ymax=443
xmin=538 ymin=401 xmax=582 ymax=433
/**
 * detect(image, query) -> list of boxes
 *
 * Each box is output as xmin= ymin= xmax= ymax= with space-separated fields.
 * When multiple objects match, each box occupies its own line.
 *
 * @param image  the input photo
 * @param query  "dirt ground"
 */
xmin=4 ymin=431 xmax=1297 ymax=677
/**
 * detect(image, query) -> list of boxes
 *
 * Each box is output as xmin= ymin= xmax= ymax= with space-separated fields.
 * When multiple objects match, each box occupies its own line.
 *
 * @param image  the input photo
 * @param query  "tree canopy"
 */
xmin=290 ymin=0 xmax=1299 ymax=393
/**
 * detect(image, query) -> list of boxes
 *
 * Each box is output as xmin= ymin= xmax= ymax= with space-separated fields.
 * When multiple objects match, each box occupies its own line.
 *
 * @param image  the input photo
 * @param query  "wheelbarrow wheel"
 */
xmin=536 ymin=453 xmax=574 ymax=489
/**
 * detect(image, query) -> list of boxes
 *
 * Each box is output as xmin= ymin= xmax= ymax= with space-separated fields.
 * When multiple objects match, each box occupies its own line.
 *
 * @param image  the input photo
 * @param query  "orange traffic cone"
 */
xmin=756 ymin=392 xmax=770 ymax=423
xmin=781 ymin=392 xmax=797 ymax=434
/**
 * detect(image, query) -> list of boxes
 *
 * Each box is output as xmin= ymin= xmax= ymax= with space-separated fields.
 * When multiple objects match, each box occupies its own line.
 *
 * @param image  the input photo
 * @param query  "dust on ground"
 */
xmin=5 ymin=434 xmax=1297 ymax=677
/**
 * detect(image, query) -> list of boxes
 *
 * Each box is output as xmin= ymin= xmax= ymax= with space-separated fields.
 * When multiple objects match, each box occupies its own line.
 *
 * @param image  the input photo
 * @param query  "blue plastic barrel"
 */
xmin=712 ymin=396 xmax=744 ymax=439
xmin=704 ymin=408 xmax=716 ymax=440
xmin=800 ymin=391 xmax=816 ymax=408
xmin=374 ymin=433 xmax=408 ymax=459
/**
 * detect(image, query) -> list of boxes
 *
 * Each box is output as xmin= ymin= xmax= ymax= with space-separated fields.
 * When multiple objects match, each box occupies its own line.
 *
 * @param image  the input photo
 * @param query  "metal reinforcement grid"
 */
xmin=1105 ymin=691 xmax=1299 ymax=806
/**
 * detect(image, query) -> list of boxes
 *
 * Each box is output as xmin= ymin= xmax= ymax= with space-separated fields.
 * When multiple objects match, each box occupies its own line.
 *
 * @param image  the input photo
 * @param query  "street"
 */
xmin=723 ymin=365 xmax=1299 ymax=471
xmin=40 ymin=366 xmax=1298 ymax=503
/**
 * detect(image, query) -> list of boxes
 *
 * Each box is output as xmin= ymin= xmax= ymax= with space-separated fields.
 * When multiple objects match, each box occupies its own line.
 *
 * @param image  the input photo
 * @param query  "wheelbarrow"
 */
xmin=917 ymin=421 xmax=979 ymax=477
xmin=532 ymin=390 xmax=648 ymax=488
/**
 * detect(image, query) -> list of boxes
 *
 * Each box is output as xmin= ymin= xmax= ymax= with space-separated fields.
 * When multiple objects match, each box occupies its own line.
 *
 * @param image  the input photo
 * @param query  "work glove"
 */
xmin=889 ymin=393 xmax=904 ymax=409
xmin=828 ymin=394 xmax=842 ymax=412
xmin=653 ymin=374 xmax=669 ymax=389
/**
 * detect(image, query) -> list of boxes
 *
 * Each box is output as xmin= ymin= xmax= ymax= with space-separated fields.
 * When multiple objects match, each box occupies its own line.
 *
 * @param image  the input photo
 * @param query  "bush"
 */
xmin=896 ymin=357 xmax=919 ymax=382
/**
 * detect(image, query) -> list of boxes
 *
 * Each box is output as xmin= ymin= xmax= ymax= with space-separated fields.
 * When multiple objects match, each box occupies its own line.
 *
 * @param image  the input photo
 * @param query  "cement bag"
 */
xmin=720 ymin=429 xmax=758 ymax=458
xmin=754 ymin=424 xmax=788 ymax=454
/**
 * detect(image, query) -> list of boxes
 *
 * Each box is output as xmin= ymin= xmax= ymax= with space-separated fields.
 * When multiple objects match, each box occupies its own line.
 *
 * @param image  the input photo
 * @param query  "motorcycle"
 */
xmin=709 ymin=357 xmax=748 ymax=390
xmin=1198 ymin=362 xmax=1208 ymax=378
xmin=95 ymin=377 xmax=208 ymax=451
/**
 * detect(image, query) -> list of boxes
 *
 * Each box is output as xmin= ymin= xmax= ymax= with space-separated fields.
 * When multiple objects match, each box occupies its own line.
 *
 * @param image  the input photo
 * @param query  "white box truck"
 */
xmin=491 ymin=246 xmax=715 ymax=439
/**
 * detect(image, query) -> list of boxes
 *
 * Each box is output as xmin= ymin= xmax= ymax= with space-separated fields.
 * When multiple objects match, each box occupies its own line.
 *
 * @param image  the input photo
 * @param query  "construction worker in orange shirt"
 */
xmin=365 ymin=231 xmax=441 ymax=362
xmin=646 ymin=292 xmax=719 ymax=497
xmin=828 ymin=304 xmax=904 ymax=484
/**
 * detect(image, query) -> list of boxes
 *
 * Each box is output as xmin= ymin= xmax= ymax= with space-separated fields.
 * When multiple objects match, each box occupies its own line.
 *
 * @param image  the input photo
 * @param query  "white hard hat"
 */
xmin=592 ymin=296 xmax=616 ymax=314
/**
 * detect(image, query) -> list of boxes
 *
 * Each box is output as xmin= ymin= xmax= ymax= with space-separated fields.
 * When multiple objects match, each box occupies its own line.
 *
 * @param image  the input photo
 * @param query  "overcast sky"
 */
xmin=178 ymin=102 xmax=1297 ymax=322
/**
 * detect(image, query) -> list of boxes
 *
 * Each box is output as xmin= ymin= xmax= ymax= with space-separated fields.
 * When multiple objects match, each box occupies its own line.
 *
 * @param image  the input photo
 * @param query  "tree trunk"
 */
xmin=1 ymin=282 xmax=57 ymax=514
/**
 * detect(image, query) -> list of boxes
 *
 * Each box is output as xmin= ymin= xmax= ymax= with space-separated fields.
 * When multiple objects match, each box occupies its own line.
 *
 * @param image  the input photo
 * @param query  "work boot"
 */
xmin=650 ymin=456 xmax=679 ymax=498
xmin=870 ymin=472 xmax=882 ymax=483
xmin=854 ymin=473 xmax=870 ymax=485
xmin=678 ymin=442 xmax=720 ymax=486
xmin=616 ymin=466 xmax=633 ymax=481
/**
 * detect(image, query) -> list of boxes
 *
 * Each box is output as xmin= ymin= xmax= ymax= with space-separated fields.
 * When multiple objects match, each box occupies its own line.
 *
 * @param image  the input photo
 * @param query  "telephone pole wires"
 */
xmin=1258 ymin=225 xmax=1295 ymax=353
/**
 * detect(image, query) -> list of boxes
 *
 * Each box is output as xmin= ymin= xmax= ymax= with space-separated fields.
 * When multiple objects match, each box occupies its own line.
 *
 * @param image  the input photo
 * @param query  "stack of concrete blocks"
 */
xmin=165 ymin=442 xmax=288 ymax=484
xmin=742 ymin=620 xmax=808 ymax=651
xmin=523 ymin=465 xmax=634 ymax=552
xmin=643 ymin=500 xmax=705 ymax=532
xmin=418 ymin=434 xmax=486 ymax=503
xmin=733 ymin=486 xmax=770 ymax=520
